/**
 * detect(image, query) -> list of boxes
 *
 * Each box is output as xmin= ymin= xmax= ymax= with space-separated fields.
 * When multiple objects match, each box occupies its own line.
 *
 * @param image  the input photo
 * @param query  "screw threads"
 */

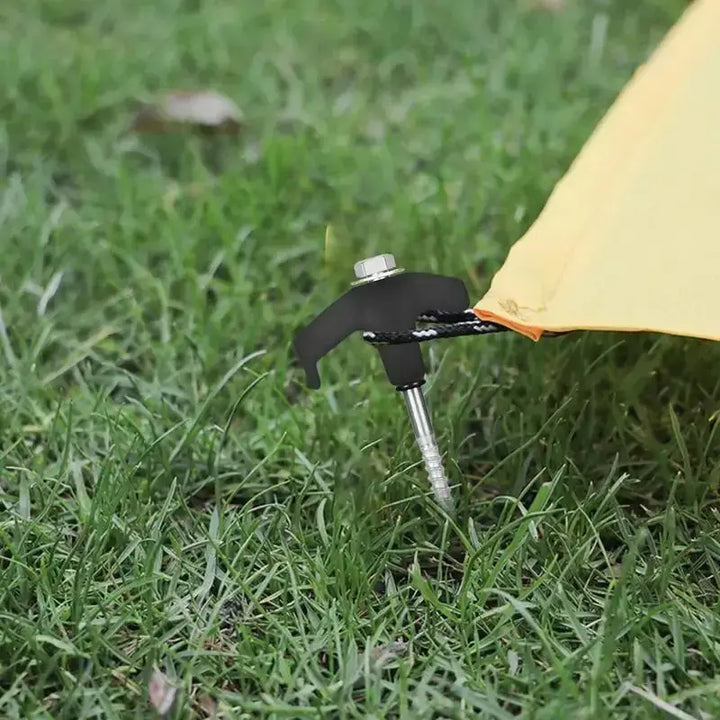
xmin=417 ymin=436 xmax=453 ymax=510
xmin=401 ymin=385 xmax=453 ymax=510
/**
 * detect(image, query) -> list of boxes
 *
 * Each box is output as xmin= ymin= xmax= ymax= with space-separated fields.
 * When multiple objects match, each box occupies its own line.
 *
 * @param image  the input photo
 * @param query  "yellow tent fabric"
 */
xmin=474 ymin=0 xmax=720 ymax=342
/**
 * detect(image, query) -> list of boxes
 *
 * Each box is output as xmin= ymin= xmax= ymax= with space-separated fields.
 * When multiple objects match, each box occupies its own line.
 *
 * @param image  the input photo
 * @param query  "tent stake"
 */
xmin=353 ymin=255 xmax=452 ymax=509
xmin=293 ymin=253 xmax=469 ymax=511
xmin=401 ymin=384 xmax=453 ymax=510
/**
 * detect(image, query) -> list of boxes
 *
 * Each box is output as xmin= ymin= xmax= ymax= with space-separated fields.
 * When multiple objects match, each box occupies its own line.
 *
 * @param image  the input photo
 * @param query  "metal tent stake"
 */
xmin=352 ymin=255 xmax=453 ymax=509
xmin=293 ymin=253 xmax=470 ymax=510
xmin=401 ymin=384 xmax=453 ymax=509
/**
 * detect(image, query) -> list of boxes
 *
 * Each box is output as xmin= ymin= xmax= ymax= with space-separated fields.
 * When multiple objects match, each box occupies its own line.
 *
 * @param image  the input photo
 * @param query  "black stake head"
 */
xmin=293 ymin=269 xmax=469 ymax=389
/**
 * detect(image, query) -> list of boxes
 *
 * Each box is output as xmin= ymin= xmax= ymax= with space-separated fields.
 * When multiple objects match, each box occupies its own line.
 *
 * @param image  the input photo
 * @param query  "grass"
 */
xmin=2 ymin=0 xmax=720 ymax=717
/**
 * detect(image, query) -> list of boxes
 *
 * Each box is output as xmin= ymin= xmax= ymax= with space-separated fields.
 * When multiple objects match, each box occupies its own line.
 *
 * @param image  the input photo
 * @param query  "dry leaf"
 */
xmin=197 ymin=692 xmax=218 ymax=718
xmin=148 ymin=669 xmax=177 ymax=716
xmin=369 ymin=639 xmax=408 ymax=667
xmin=133 ymin=90 xmax=243 ymax=133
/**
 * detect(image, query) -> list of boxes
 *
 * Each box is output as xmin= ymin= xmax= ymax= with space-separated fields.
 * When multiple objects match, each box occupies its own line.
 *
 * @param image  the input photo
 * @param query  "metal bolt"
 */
xmin=352 ymin=254 xmax=402 ymax=285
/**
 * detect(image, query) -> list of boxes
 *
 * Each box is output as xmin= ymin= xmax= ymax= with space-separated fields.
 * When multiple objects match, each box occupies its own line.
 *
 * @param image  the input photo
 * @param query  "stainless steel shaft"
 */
xmin=401 ymin=385 xmax=453 ymax=509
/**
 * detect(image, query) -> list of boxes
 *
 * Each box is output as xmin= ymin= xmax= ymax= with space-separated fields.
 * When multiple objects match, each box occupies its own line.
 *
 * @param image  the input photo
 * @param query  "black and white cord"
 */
xmin=362 ymin=309 xmax=508 ymax=346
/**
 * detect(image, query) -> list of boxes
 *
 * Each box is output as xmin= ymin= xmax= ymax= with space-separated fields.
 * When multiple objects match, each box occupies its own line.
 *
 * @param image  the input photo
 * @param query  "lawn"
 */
xmin=3 ymin=0 xmax=720 ymax=717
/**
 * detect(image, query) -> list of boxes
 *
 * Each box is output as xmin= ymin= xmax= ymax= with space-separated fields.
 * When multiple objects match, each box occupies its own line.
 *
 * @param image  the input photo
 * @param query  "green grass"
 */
xmin=2 ymin=0 xmax=720 ymax=717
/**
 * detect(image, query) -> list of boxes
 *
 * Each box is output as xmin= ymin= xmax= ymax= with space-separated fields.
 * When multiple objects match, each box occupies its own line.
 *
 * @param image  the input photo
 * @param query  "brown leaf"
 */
xmin=133 ymin=90 xmax=243 ymax=133
xmin=369 ymin=639 xmax=409 ymax=667
xmin=148 ymin=669 xmax=177 ymax=717
xmin=197 ymin=693 xmax=218 ymax=718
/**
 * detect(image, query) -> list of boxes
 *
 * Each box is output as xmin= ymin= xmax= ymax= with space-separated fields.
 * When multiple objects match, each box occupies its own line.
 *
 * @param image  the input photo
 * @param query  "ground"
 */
xmin=2 ymin=0 xmax=719 ymax=718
